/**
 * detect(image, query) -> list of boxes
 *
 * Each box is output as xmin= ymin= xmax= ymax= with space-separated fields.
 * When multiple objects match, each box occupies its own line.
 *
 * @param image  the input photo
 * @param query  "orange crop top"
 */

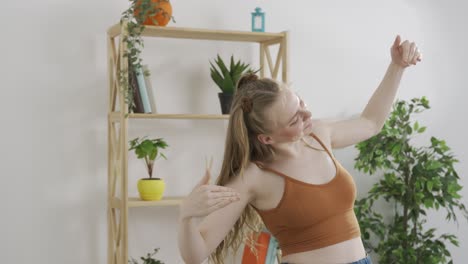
xmin=251 ymin=133 xmax=361 ymax=257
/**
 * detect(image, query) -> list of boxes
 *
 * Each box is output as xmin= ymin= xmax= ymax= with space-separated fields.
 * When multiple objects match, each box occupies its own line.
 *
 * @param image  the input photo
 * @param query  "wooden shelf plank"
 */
xmin=128 ymin=113 xmax=229 ymax=120
xmin=108 ymin=23 xmax=285 ymax=43
xmin=128 ymin=196 xmax=184 ymax=208
xmin=141 ymin=26 xmax=284 ymax=42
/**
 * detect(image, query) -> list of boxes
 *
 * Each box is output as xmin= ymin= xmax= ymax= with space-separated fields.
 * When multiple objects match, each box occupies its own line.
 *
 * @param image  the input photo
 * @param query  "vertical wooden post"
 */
xmin=260 ymin=43 xmax=266 ymax=78
xmin=281 ymin=31 xmax=289 ymax=83
xmin=119 ymin=20 xmax=130 ymax=264
xmin=107 ymin=34 xmax=115 ymax=264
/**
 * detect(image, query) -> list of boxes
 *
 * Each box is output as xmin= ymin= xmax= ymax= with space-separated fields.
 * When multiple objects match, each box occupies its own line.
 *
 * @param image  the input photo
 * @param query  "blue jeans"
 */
xmin=281 ymin=254 xmax=372 ymax=264
xmin=349 ymin=254 xmax=372 ymax=264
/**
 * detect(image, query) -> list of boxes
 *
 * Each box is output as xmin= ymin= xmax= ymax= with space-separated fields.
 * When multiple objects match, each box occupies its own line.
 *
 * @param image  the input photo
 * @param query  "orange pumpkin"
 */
xmin=134 ymin=0 xmax=172 ymax=26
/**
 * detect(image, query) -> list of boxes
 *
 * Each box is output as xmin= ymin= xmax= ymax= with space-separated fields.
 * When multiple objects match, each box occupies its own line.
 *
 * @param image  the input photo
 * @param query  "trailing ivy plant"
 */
xmin=354 ymin=97 xmax=467 ymax=264
xmin=118 ymin=0 xmax=175 ymax=116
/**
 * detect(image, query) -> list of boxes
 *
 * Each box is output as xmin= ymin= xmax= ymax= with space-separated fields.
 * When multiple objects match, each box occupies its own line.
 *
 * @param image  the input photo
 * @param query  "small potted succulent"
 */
xmin=128 ymin=248 xmax=164 ymax=264
xmin=129 ymin=136 xmax=169 ymax=201
xmin=209 ymin=54 xmax=258 ymax=114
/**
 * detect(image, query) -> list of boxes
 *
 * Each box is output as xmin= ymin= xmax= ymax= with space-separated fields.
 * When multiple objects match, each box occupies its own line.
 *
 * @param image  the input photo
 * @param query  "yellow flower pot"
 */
xmin=137 ymin=178 xmax=165 ymax=201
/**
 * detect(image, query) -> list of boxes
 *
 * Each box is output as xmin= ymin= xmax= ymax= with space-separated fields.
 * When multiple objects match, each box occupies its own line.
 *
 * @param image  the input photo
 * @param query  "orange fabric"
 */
xmin=241 ymin=231 xmax=270 ymax=264
xmin=252 ymin=133 xmax=361 ymax=257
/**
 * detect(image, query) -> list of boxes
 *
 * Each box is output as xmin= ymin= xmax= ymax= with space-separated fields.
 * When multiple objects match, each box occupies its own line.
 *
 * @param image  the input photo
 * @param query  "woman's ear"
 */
xmin=257 ymin=134 xmax=274 ymax=145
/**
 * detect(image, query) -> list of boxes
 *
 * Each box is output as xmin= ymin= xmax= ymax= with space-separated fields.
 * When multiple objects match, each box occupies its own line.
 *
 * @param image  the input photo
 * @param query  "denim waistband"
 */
xmin=349 ymin=254 xmax=372 ymax=264
xmin=281 ymin=254 xmax=372 ymax=264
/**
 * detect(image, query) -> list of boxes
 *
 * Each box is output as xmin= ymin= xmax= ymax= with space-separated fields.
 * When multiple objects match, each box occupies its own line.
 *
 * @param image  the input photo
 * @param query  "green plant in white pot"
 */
xmin=209 ymin=54 xmax=258 ymax=114
xmin=129 ymin=136 xmax=168 ymax=201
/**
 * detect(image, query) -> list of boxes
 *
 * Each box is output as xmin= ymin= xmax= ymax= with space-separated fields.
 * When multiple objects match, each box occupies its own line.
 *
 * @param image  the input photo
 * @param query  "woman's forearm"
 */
xmin=361 ymin=62 xmax=406 ymax=131
xmin=177 ymin=217 xmax=209 ymax=264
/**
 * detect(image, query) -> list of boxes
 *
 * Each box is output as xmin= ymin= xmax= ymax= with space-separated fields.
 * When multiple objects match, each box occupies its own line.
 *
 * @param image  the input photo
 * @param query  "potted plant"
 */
xmin=119 ymin=0 xmax=176 ymax=116
xmin=209 ymin=54 xmax=258 ymax=114
xmin=353 ymin=97 xmax=468 ymax=263
xmin=129 ymin=136 xmax=169 ymax=201
xmin=129 ymin=248 xmax=164 ymax=264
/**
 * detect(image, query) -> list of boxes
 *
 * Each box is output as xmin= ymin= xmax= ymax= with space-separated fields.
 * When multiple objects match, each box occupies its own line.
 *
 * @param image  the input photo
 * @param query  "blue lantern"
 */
xmin=251 ymin=7 xmax=265 ymax=32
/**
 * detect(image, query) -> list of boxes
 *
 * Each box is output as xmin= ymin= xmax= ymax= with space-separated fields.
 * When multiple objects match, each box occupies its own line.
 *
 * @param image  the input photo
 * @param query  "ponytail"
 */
xmin=209 ymin=73 xmax=283 ymax=264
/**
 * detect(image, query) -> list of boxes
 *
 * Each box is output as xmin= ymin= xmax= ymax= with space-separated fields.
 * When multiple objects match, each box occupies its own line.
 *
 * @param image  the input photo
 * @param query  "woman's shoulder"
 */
xmin=310 ymin=118 xmax=330 ymax=133
xmin=223 ymin=162 xmax=265 ymax=200
xmin=309 ymin=119 xmax=332 ymax=145
xmin=242 ymin=162 xmax=265 ymax=188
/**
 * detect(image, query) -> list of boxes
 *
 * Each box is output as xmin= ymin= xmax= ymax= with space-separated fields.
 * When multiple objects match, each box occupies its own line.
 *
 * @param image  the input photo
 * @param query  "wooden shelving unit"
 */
xmin=106 ymin=21 xmax=289 ymax=264
xmin=128 ymin=113 xmax=230 ymax=120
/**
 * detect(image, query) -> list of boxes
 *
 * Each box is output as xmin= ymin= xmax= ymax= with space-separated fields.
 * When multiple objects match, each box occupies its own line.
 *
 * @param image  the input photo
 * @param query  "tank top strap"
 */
xmin=309 ymin=132 xmax=336 ymax=161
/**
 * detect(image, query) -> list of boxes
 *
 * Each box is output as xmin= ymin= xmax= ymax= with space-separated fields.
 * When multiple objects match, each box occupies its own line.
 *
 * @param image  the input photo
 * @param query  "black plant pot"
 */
xmin=218 ymin=92 xmax=233 ymax=114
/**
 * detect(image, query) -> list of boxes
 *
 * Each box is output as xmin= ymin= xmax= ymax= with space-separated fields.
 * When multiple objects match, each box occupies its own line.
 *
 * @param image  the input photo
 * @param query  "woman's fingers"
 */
xmin=207 ymin=197 xmax=240 ymax=213
xmin=392 ymin=35 xmax=401 ymax=49
xmin=210 ymin=185 xmax=240 ymax=193
xmin=407 ymin=42 xmax=416 ymax=65
xmin=400 ymin=40 xmax=410 ymax=65
xmin=182 ymin=160 xmax=244 ymax=218
xmin=196 ymin=185 xmax=240 ymax=202
xmin=410 ymin=48 xmax=422 ymax=65
xmin=208 ymin=190 xmax=241 ymax=199
xmin=416 ymin=48 xmax=422 ymax=62
xmin=411 ymin=52 xmax=419 ymax=65
xmin=395 ymin=38 xmax=422 ymax=67
xmin=195 ymin=170 xmax=211 ymax=188
xmin=205 ymin=156 xmax=213 ymax=172
xmin=200 ymin=186 xmax=241 ymax=202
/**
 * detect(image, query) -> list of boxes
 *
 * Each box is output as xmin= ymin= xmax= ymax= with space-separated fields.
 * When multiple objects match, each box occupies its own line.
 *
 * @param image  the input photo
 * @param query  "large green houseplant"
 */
xmin=210 ymin=54 xmax=258 ymax=114
xmin=119 ymin=0 xmax=175 ymax=116
xmin=129 ymin=136 xmax=169 ymax=201
xmin=354 ymin=97 xmax=468 ymax=264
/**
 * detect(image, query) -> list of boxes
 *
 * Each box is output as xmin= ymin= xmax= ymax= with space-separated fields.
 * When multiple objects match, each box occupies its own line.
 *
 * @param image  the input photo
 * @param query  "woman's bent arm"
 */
xmin=177 ymin=216 xmax=209 ymax=264
xmin=177 ymin=169 xmax=255 ymax=264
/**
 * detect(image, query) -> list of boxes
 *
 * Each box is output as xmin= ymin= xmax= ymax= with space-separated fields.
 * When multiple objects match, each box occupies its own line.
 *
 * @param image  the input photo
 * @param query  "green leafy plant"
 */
xmin=129 ymin=136 xmax=168 ymax=178
xmin=129 ymin=248 xmax=164 ymax=264
xmin=354 ymin=97 xmax=468 ymax=264
xmin=119 ymin=0 xmax=176 ymax=115
xmin=210 ymin=54 xmax=258 ymax=94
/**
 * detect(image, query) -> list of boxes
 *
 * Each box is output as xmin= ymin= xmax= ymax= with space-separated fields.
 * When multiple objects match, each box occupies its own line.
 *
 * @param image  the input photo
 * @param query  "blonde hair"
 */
xmin=208 ymin=73 xmax=283 ymax=264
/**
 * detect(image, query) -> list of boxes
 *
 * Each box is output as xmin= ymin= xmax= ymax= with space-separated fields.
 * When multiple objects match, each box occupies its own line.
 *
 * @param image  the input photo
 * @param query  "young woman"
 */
xmin=177 ymin=35 xmax=422 ymax=264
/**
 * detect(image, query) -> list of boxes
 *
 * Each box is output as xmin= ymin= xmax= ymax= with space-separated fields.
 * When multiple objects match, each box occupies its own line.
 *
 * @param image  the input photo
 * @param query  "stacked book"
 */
xmin=241 ymin=230 xmax=280 ymax=264
xmin=129 ymin=64 xmax=157 ymax=114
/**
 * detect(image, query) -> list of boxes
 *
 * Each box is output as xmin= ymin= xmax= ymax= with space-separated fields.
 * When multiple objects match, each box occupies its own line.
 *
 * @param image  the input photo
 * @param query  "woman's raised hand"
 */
xmin=391 ymin=35 xmax=423 ymax=68
xmin=179 ymin=157 xmax=241 ymax=220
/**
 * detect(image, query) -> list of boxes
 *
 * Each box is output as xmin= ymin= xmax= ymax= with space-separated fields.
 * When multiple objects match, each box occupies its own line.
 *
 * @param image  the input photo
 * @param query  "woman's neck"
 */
xmin=271 ymin=137 xmax=306 ymax=159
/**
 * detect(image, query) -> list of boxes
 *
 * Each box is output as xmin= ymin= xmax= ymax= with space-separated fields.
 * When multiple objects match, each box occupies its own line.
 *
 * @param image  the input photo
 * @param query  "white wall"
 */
xmin=1 ymin=0 xmax=466 ymax=263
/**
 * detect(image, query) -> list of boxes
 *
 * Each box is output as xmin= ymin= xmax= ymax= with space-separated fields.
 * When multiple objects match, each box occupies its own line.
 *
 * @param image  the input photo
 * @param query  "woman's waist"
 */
xmin=281 ymin=237 xmax=366 ymax=264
